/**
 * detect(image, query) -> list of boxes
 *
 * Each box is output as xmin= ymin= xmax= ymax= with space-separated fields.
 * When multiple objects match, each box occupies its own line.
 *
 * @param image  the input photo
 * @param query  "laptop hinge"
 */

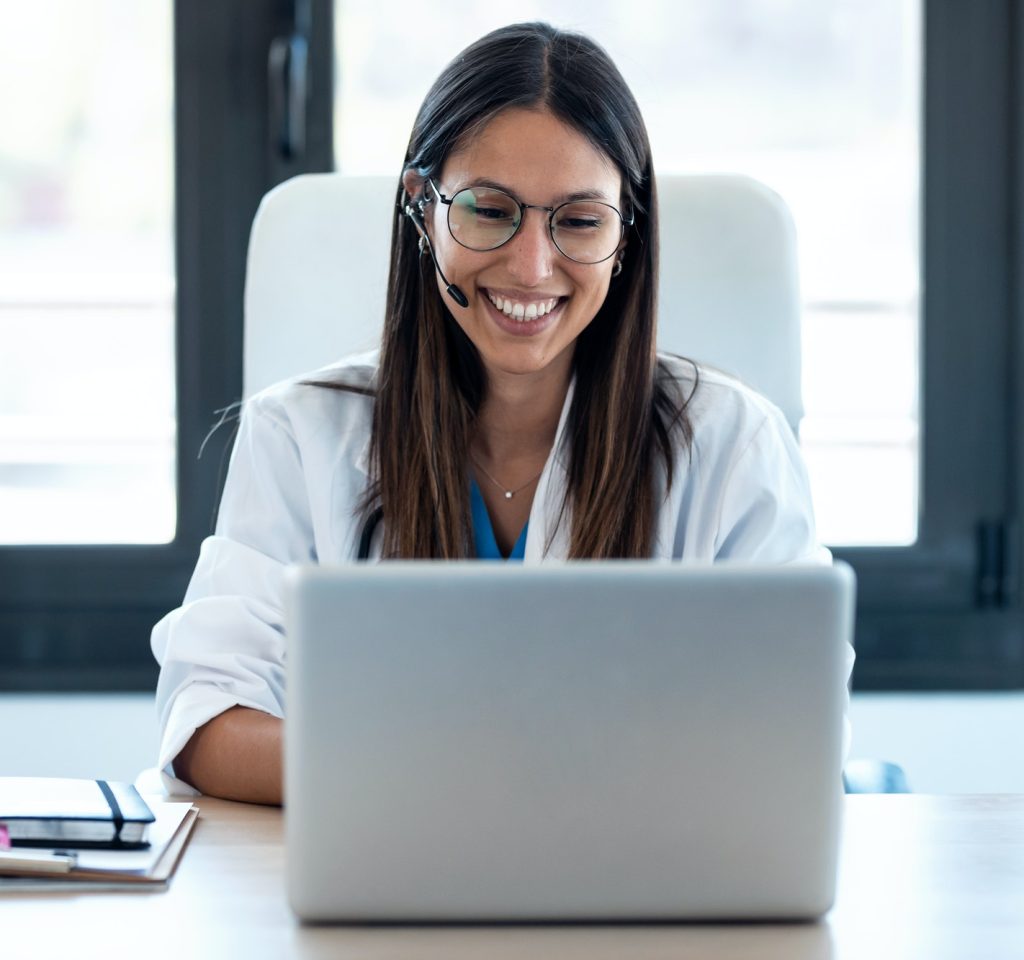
xmin=976 ymin=518 xmax=1019 ymax=608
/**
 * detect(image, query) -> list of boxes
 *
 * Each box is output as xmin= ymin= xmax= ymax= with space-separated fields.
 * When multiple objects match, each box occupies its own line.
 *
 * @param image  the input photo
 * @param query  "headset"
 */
xmin=402 ymin=193 xmax=470 ymax=309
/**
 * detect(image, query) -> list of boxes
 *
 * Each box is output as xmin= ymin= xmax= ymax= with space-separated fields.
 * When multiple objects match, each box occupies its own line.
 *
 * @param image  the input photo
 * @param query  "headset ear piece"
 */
xmin=403 ymin=196 xmax=429 ymax=232
xmin=405 ymin=206 xmax=425 ymax=233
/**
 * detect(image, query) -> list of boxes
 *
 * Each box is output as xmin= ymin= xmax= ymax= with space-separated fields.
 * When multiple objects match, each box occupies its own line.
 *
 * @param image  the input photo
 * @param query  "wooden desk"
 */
xmin=3 ymin=795 xmax=1023 ymax=960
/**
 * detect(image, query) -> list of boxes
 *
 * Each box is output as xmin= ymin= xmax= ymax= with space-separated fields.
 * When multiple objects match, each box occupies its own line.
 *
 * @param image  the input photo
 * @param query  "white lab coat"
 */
xmin=150 ymin=351 xmax=847 ymax=794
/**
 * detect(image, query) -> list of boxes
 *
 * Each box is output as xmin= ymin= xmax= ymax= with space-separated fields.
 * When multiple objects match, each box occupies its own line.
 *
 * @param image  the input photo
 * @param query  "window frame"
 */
xmin=0 ymin=0 xmax=335 ymax=690
xmin=1 ymin=0 xmax=1020 ymax=692
xmin=835 ymin=0 xmax=1024 ymax=689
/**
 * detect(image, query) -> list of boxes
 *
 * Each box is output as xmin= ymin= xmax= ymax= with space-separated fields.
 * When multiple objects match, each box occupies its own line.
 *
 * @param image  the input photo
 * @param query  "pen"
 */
xmin=0 ymin=849 xmax=77 ymax=875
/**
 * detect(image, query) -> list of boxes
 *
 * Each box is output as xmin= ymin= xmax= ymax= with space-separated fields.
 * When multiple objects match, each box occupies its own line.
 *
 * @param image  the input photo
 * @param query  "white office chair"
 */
xmin=243 ymin=173 xmax=804 ymax=433
xmin=236 ymin=173 xmax=909 ymax=796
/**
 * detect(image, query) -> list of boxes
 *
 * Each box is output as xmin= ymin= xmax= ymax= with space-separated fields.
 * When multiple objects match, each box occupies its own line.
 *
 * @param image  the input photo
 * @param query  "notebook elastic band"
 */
xmin=96 ymin=780 xmax=125 ymax=840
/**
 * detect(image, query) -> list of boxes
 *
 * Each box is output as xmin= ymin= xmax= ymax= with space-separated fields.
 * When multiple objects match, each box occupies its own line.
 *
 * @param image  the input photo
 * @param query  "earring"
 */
xmin=612 ymin=256 xmax=624 ymax=277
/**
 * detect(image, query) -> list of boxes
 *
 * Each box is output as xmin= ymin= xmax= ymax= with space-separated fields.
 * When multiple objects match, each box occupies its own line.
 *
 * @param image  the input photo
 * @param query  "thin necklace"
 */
xmin=471 ymin=454 xmax=544 ymax=500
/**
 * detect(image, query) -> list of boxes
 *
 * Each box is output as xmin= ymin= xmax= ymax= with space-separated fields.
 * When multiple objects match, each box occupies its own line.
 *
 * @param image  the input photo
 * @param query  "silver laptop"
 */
xmin=283 ymin=561 xmax=854 ymax=922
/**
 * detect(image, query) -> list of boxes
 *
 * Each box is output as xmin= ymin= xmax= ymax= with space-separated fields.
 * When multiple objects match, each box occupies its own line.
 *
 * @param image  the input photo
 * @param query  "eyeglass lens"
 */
xmin=447 ymin=187 xmax=623 ymax=264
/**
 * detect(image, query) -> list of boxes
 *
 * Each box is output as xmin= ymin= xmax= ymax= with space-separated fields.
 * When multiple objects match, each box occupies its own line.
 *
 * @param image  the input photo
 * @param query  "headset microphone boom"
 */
xmin=403 ymin=201 xmax=470 ymax=309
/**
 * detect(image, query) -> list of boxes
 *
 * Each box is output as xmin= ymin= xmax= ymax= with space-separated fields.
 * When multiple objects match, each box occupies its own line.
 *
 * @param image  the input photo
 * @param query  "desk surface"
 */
xmin=3 ymin=794 xmax=1023 ymax=960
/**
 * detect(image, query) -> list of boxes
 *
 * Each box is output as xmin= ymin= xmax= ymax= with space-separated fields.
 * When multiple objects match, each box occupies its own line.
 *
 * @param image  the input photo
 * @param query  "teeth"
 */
xmin=487 ymin=293 xmax=560 ymax=322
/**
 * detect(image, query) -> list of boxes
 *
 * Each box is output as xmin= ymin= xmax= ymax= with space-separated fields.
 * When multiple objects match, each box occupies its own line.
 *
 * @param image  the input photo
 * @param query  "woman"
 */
xmin=152 ymin=22 xmax=832 ymax=805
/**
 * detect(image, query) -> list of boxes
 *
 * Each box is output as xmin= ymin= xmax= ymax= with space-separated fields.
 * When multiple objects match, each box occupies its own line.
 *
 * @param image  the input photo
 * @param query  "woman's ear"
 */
xmin=402 ymin=168 xmax=425 ymax=203
xmin=401 ymin=169 xmax=434 ymax=244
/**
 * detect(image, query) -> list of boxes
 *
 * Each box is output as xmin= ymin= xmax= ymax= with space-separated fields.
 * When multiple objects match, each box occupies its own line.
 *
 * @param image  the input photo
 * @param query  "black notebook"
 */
xmin=0 ymin=777 xmax=156 ymax=849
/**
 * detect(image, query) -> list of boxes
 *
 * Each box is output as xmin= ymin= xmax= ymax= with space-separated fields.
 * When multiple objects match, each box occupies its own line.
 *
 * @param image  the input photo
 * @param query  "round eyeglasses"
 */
xmin=426 ymin=180 xmax=632 ymax=265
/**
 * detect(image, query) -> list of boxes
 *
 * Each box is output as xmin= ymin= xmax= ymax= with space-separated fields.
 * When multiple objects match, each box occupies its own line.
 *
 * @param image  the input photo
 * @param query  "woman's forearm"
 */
xmin=174 ymin=705 xmax=283 ymax=806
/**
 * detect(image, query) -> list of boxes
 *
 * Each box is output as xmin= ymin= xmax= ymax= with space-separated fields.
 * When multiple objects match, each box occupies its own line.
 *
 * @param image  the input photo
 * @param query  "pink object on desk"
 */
xmin=0 ymin=825 xmax=10 ymax=850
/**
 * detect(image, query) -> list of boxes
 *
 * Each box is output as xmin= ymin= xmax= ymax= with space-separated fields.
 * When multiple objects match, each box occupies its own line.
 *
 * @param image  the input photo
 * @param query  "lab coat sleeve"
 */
xmin=150 ymin=395 xmax=316 ymax=791
xmin=712 ymin=407 xmax=855 ymax=761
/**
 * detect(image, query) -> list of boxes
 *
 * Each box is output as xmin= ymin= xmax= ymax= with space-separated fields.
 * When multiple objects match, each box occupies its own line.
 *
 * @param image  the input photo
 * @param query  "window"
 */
xmin=1 ymin=1 xmax=1018 ymax=690
xmin=0 ymin=0 xmax=335 ymax=689
xmin=0 ymin=1 xmax=175 ymax=546
xmin=333 ymin=0 xmax=923 ymax=547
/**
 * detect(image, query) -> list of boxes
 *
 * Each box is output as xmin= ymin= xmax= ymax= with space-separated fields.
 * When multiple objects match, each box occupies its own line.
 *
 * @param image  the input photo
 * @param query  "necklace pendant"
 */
xmin=504 ymin=491 xmax=513 ymax=500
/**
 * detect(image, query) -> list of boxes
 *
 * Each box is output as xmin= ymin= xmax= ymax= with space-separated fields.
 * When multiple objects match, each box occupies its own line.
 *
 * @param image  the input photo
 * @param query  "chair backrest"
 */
xmin=243 ymin=173 xmax=803 ymax=430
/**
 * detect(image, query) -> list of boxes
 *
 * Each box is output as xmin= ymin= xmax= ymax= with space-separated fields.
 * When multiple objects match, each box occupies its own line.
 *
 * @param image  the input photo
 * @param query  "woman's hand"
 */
xmin=174 ymin=705 xmax=283 ymax=806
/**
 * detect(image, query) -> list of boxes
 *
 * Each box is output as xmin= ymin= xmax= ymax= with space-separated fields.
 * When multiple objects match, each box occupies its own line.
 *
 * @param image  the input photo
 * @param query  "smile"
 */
xmin=485 ymin=291 xmax=562 ymax=322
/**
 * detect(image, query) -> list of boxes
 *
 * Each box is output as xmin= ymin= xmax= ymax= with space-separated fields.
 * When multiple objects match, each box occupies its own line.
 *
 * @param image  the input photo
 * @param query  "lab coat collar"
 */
xmin=525 ymin=377 xmax=574 ymax=563
xmin=355 ymin=429 xmax=372 ymax=478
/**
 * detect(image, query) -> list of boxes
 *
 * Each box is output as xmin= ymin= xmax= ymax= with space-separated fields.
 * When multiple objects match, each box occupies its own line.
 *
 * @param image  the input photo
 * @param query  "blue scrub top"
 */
xmin=470 ymin=478 xmax=528 ymax=561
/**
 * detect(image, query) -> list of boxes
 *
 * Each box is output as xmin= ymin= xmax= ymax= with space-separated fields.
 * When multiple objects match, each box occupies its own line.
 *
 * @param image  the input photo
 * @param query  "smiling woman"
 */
xmin=335 ymin=22 xmax=691 ymax=562
xmin=152 ymin=22 xmax=837 ymax=805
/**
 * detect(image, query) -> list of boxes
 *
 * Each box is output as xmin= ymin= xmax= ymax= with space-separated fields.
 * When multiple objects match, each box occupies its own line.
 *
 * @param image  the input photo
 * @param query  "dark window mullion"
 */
xmin=0 ymin=0 xmax=334 ymax=691
xmin=1010 ymin=0 xmax=1024 ymax=616
xmin=828 ymin=0 xmax=1023 ymax=688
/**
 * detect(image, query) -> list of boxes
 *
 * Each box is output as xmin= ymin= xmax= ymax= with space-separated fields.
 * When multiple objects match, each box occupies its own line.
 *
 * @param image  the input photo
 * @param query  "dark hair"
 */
xmin=310 ymin=21 xmax=695 ymax=558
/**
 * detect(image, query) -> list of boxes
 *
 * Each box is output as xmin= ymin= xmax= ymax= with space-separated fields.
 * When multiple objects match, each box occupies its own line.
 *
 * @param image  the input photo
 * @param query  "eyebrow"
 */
xmin=462 ymin=177 xmax=612 ymax=205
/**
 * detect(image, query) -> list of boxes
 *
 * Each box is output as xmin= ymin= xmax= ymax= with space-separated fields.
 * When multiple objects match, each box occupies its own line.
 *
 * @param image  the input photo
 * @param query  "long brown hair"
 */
xmin=307 ymin=22 xmax=696 ymax=558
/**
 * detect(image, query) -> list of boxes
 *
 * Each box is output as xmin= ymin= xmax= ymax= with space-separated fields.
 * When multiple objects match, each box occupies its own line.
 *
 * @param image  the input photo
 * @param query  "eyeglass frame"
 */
xmin=422 ymin=179 xmax=634 ymax=265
